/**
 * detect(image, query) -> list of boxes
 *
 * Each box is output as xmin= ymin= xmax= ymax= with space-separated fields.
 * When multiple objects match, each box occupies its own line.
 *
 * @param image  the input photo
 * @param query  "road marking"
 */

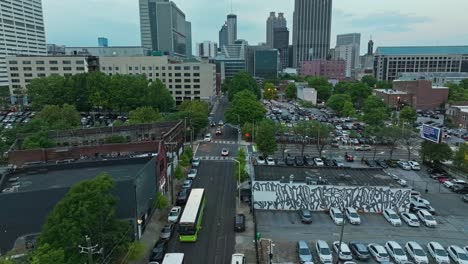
xmin=193 ymin=142 xmax=200 ymax=156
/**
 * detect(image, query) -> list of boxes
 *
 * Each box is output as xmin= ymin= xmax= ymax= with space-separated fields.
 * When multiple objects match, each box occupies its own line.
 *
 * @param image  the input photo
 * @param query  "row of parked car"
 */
xmin=256 ymin=154 xmax=346 ymax=167
xmin=297 ymin=238 xmax=468 ymax=264
xmin=426 ymin=166 xmax=468 ymax=194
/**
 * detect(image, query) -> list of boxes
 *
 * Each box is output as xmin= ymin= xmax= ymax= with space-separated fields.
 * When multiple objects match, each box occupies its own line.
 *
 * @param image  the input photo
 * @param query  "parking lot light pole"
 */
xmin=233 ymin=159 xmax=241 ymax=207
xmin=336 ymin=206 xmax=346 ymax=264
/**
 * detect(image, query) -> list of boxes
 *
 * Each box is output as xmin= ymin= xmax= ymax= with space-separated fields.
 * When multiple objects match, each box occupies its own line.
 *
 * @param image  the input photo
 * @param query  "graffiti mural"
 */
xmin=252 ymin=181 xmax=411 ymax=213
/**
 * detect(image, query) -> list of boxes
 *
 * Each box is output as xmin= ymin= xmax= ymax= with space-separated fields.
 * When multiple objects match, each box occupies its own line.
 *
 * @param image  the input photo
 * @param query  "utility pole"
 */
xmin=79 ymin=235 xmax=101 ymax=264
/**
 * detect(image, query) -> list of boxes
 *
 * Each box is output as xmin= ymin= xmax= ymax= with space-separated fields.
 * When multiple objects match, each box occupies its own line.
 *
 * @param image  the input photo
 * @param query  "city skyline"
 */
xmin=43 ymin=0 xmax=468 ymax=55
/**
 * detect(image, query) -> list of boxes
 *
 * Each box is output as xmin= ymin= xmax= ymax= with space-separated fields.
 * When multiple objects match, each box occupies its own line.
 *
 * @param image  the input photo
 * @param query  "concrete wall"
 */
xmin=252 ymin=181 xmax=411 ymax=213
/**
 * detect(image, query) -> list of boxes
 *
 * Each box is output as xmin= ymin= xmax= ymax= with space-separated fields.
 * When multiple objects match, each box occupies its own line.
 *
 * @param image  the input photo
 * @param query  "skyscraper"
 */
xmin=219 ymin=23 xmax=228 ymax=49
xmin=227 ymin=14 xmax=237 ymax=45
xmin=196 ymin=41 xmax=218 ymax=58
xmin=0 ymin=0 xmax=46 ymax=88
xmin=368 ymin=39 xmax=374 ymax=55
xmin=292 ymin=0 xmax=332 ymax=67
xmin=336 ymin=33 xmax=360 ymax=47
xmin=185 ymin=21 xmax=192 ymax=57
xmin=335 ymin=33 xmax=360 ymax=78
xmin=98 ymin=37 xmax=109 ymax=47
xmin=139 ymin=0 xmax=188 ymax=57
xmin=273 ymin=27 xmax=290 ymax=69
xmin=266 ymin=12 xmax=287 ymax=48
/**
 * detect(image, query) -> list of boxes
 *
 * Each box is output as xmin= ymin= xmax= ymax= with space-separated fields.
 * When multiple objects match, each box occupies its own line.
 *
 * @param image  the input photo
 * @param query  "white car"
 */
xmin=397 ymin=179 xmax=408 ymax=187
xmin=314 ymin=158 xmax=324 ymax=166
xmin=204 ymin=133 xmax=212 ymax=142
xmin=266 ymin=157 xmax=275 ymax=165
xmin=256 ymin=156 xmax=266 ymax=165
xmin=345 ymin=207 xmax=361 ymax=225
xmin=408 ymin=161 xmax=421 ymax=170
xmin=398 ymin=161 xmax=412 ymax=170
xmin=405 ymin=241 xmax=429 ymax=264
xmin=411 ymin=196 xmax=431 ymax=206
xmin=329 ymin=207 xmax=344 ymax=225
xmin=427 ymin=242 xmax=450 ymax=264
xmin=447 ymin=245 xmax=468 ymax=264
xmin=333 ymin=241 xmax=353 ymax=261
xmin=443 ymin=181 xmax=455 ymax=189
xmin=383 ymin=209 xmax=402 ymax=226
xmin=385 ymin=241 xmax=408 ymax=264
xmin=191 ymin=157 xmax=201 ymax=167
xmin=368 ymin=243 xmax=391 ymax=263
xmin=221 ymin=148 xmax=229 ymax=156
xmin=400 ymin=212 xmax=420 ymax=227
xmin=168 ymin=206 xmax=182 ymax=223
xmin=417 ymin=209 xmax=437 ymax=227
xmin=316 ymin=240 xmax=333 ymax=263
xmin=187 ymin=168 xmax=198 ymax=179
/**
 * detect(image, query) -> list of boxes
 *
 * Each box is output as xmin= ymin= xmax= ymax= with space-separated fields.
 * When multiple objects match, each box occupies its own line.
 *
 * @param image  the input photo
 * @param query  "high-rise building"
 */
xmin=227 ymin=14 xmax=237 ymax=45
xmin=266 ymin=12 xmax=287 ymax=48
xmin=214 ymin=40 xmax=247 ymax=81
xmin=0 ymin=0 xmax=46 ymax=90
xmin=139 ymin=0 xmax=188 ymax=57
xmin=196 ymin=41 xmax=218 ymax=58
xmin=185 ymin=21 xmax=192 ymax=57
xmin=273 ymin=27 xmax=290 ymax=70
xmin=368 ymin=39 xmax=374 ymax=55
xmin=246 ymin=44 xmax=270 ymax=76
xmin=219 ymin=23 xmax=229 ymax=49
xmin=98 ymin=37 xmax=109 ymax=47
xmin=254 ymin=49 xmax=280 ymax=79
xmin=47 ymin=44 xmax=66 ymax=55
xmin=292 ymin=0 xmax=332 ymax=67
xmin=335 ymin=33 xmax=360 ymax=78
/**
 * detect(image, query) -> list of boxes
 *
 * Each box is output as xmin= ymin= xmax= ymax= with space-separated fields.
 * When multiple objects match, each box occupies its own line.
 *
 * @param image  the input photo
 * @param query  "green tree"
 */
xmin=34 ymin=173 xmax=131 ymax=264
xmin=263 ymin=83 xmax=278 ymax=100
xmin=242 ymin=122 xmax=254 ymax=141
xmin=363 ymin=96 xmax=390 ymax=126
xmin=399 ymin=106 xmax=417 ymax=125
xmin=285 ymin=83 xmax=297 ymax=100
xmin=256 ymin=119 xmax=277 ymax=158
xmin=31 ymin=243 xmax=65 ymax=264
xmin=154 ymin=192 xmax=169 ymax=209
xmin=307 ymin=76 xmax=333 ymax=101
xmin=276 ymin=123 xmax=290 ymax=159
xmin=341 ymin=101 xmax=357 ymax=117
xmin=293 ymin=121 xmax=314 ymax=156
xmin=147 ymin=79 xmax=175 ymax=112
xmin=27 ymin=75 xmax=73 ymax=110
xmin=126 ymin=242 xmax=146 ymax=262
xmin=128 ymin=106 xmax=162 ymax=124
xmin=376 ymin=80 xmax=393 ymax=89
xmin=310 ymin=121 xmax=332 ymax=158
xmin=225 ymin=71 xmax=261 ymax=101
xmin=175 ymin=165 xmax=184 ymax=180
xmin=225 ymin=90 xmax=266 ymax=126
xmin=327 ymin=94 xmax=352 ymax=113
xmin=333 ymin=81 xmax=351 ymax=94
xmin=22 ymin=131 xmax=55 ymax=150
xmin=104 ymin=135 xmax=127 ymax=144
xmin=400 ymin=127 xmax=419 ymax=160
xmin=348 ymin=82 xmax=373 ymax=108
xmin=235 ymin=148 xmax=249 ymax=183
xmin=420 ymin=141 xmax=453 ymax=165
xmin=453 ymin=144 xmax=468 ymax=169
xmin=381 ymin=126 xmax=403 ymax=159
xmin=39 ymin=104 xmax=81 ymax=130
xmin=361 ymin=75 xmax=377 ymax=88
xmin=177 ymin=101 xmax=210 ymax=135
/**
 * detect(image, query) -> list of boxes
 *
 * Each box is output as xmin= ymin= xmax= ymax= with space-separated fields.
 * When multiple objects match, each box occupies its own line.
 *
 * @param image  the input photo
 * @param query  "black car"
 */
xmin=149 ymin=239 xmax=168 ymax=262
xmin=295 ymin=156 xmax=304 ymax=166
xmin=285 ymin=155 xmax=295 ymax=166
xmin=303 ymin=155 xmax=315 ymax=166
xmin=427 ymin=166 xmax=447 ymax=174
xmin=276 ymin=158 xmax=286 ymax=166
xmin=234 ymin=214 xmax=246 ymax=232
xmin=176 ymin=188 xmax=190 ymax=206
xmin=375 ymin=160 xmax=388 ymax=169
xmin=453 ymin=186 xmax=468 ymax=194
xmin=364 ymin=159 xmax=378 ymax=167
xmin=323 ymin=158 xmax=335 ymax=167
xmin=349 ymin=241 xmax=371 ymax=261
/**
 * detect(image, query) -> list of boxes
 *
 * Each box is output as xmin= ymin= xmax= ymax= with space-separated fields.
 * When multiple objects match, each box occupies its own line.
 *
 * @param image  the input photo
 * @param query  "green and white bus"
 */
xmin=178 ymin=188 xmax=206 ymax=242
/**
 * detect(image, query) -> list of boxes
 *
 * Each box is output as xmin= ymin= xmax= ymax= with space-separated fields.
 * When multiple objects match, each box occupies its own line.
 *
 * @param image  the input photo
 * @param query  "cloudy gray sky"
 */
xmin=43 ymin=0 xmax=468 ymax=54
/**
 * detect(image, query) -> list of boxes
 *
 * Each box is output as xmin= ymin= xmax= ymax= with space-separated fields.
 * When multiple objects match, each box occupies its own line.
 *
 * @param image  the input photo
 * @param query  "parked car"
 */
xmin=316 ymin=240 xmax=333 ymax=264
xmin=298 ymin=209 xmax=313 ymax=224
xmin=324 ymin=158 xmax=335 ymax=167
xmin=345 ymin=207 xmax=361 ymax=225
xmin=427 ymin=242 xmax=450 ymax=264
xmin=285 ymin=155 xmax=295 ymax=166
xmin=400 ymin=212 xmax=420 ymax=227
xmin=385 ymin=241 xmax=408 ymax=264
xmin=364 ymin=159 xmax=378 ymax=167
xmin=355 ymin=144 xmax=372 ymax=151
xmin=463 ymin=194 xmax=468 ymax=203
xmin=297 ymin=240 xmax=314 ymax=263
xmin=349 ymin=241 xmax=371 ymax=261
xmin=218 ymin=120 xmax=224 ymax=126
xmin=410 ymin=202 xmax=436 ymax=215
xmin=159 ymin=223 xmax=174 ymax=240
xmin=266 ymin=157 xmax=275 ymax=165
xmin=368 ymin=243 xmax=391 ymax=262
xmin=333 ymin=241 xmax=353 ymax=261
xmin=149 ymin=239 xmax=168 ymax=263
xmin=447 ymin=245 xmax=468 ymax=264
xmin=234 ymin=214 xmax=246 ymax=232
xmin=329 ymin=207 xmax=344 ymax=225
xmin=221 ymin=148 xmax=230 ymax=156
xmin=303 ymin=155 xmax=315 ymax=166
xmin=405 ymin=241 xmax=429 ymax=264
xmin=314 ymin=158 xmax=325 ymax=166
xmin=295 ymin=156 xmax=305 ymax=166
xmin=398 ymin=161 xmax=412 ymax=170
xmin=187 ymin=169 xmax=198 ymax=179
xmin=417 ymin=209 xmax=437 ymax=227
xmin=168 ymin=206 xmax=182 ymax=223
xmin=410 ymin=196 xmax=431 ymax=206
xmin=376 ymin=160 xmax=389 ymax=169
xmin=383 ymin=209 xmax=402 ymax=226
xmin=182 ymin=179 xmax=193 ymax=189
xmin=257 ymin=156 xmax=266 ymax=165
xmin=408 ymin=161 xmax=421 ymax=170
xmin=333 ymin=159 xmax=345 ymax=167
xmin=176 ymin=188 xmax=190 ymax=205
xmin=453 ymin=186 xmax=468 ymax=194
xmin=345 ymin=153 xmax=354 ymax=162
xmin=191 ymin=157 xmax=201 ymax=167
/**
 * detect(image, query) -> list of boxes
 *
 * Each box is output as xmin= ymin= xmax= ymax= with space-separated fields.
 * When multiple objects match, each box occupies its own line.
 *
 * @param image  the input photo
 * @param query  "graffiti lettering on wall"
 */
xmin=252 ymin=181 xmax=411 ymax=213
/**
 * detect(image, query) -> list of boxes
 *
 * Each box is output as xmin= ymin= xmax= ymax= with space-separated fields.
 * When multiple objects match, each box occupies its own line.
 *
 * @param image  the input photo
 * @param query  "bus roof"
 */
xmin=162 ymin=253 xmax=184 ymax=264
xmin=179 ymin=188 xmax=204 ymax=224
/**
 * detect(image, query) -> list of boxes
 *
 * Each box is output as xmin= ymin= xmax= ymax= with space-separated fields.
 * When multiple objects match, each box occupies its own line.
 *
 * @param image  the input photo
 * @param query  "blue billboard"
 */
xmin=421 ymin=125 xmax=442 ymax=143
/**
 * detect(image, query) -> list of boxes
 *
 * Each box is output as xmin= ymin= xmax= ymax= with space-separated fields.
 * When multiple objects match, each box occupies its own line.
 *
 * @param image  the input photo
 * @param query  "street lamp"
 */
xmin=233 ymin=159 xmax=242 ymax=207
xmin=336 ymin=205 xmax=346 ymax=264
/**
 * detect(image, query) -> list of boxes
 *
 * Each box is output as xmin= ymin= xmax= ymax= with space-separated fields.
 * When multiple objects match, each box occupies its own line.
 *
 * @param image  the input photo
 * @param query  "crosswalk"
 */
xmin=206 ymin=140 xmax=238 ymax=145
xmin=197 ymin=156 xmax=234 ymax=161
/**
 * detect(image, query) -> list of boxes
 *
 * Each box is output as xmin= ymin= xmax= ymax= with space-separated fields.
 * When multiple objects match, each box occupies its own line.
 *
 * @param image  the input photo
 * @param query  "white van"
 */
xmin=231 ymin=253 xmax=246 ymax=264
xmin=161 ymin=253 xmax=184 ymax=264
xmin=204 ymin=133 xmax=212 ymax=142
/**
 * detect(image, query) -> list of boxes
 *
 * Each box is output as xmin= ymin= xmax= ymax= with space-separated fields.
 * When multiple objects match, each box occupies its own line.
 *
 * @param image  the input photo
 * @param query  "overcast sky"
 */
xmin=43 ymin=0 xmax=468 ymax=54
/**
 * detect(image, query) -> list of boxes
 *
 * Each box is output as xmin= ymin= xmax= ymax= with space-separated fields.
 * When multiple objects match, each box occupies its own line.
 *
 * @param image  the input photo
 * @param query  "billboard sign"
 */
xmin=421 ymin=124 xmax=442 ymax=143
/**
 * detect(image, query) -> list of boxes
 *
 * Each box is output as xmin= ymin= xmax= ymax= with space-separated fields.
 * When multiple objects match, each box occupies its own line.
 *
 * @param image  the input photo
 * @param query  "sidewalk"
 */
xmin=235 ymin=202 xmax=256 ymax=263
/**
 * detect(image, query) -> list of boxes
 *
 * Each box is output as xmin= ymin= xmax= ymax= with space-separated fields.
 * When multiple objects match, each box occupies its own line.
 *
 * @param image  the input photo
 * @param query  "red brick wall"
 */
xmin=393 ymin=80 xmax=448 ymax=110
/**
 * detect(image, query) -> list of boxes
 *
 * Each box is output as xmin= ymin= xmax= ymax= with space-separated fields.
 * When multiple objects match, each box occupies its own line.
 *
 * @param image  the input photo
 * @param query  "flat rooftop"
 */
xmin=254 ymin=166 xmax=400 ymax=187
xmin=376 ymin=46 xmax=468 ymax=56
xmin=375 ymin=89 xmax=407 ymax=95
xmin=2 ymin=158 xmax=151 ymax=193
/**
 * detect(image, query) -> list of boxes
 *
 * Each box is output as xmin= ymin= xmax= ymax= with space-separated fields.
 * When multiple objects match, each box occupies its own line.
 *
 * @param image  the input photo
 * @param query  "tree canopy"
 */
xmin=225 ymin=72 xmax=261 ymax=101
xmin=147 ymin=79 xmax=175 ymax=112
xmin=165 ymin=100 xmax=210 ymax=135
xmin=285 ymin=83 xmax=297 ymax=100
xmin=306 ymin=76 xmax=333 ymax=102
xmin=255 ymin=119 xmax=278 ymax=158
xmin=39 ymin=104 xmax=81 ymax=130
xmin=361 ymin=75 xmax=377 ymax=88
xmin=363 ymin=95 xmax=390 ymax=126
xmin=33 ymin=173 xmax=131 ymax=264
xmin=128 ymin=106 xmax=162 ymax=124
xmin=399 ymin=106 xmax=417 ymax=125
xmin=225 ymin=90 xmax=266 ymax=126
xmin=263 ymin=83 xmax=278 ymax=100
xmin=327 ymin=94 xmax=352 ymax=114
xmin=454 ymin=144 xmax=468 ymax=170
xmin=420 ymin=141 xmax=453 ymax=164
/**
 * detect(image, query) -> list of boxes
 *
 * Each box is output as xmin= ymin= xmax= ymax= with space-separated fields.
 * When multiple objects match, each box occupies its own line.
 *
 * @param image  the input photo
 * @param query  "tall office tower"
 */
xmin=266 ymin=12 xmax=287 ymax=48
xmin=227 ymin=14 xmax=237 ymax=45
xmin=185 ymin=21 xmax=192 ymax=56
xmin=139 ymin=0 xmax=188 ymax=57
xmin=196 ymin=41 xmax=218 ymax=58
xmin=219 ymin=23 xmax=229 ymax=49
xmin=273 ymin=27 xmax=290 ymax=69
xmin=98 ymin=37 xmax=109 ymax=47
xmin=335 ymin=33 xmax=360 ymax=78
xmin=292 ymin=0 xmax=332 ymax=67
xmin=368 ymin=39 xmax=374 ymax=55
xmin=0 ymin=0 xmax=46 ymax=88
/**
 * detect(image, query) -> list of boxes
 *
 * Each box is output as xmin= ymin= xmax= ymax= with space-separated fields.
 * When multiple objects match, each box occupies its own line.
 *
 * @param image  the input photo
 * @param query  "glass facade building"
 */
xmin=254 ymin=49 xmax=279 ymax=79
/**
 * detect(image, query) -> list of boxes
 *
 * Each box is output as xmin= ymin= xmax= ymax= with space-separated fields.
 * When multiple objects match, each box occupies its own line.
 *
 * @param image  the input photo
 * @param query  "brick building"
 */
xmin=374 ymin=80 xmax=449 ymax=110
xmin=300 ymin=59 xmax=346 ymax=80
xmin=446 ymin=103 xmax=468 ymax=129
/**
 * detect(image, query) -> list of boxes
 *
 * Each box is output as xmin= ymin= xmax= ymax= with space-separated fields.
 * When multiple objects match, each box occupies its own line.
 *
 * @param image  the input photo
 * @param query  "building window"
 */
xmin=155 ymin=67 xmax=159 ymax=70
xmin=185 ymin=91 xmax=191 ymax=95
xmin=155 ymin=73 xmax=159 ymax=77
xmin=23 ymin=61 xmax=31 ymax=65
xmin=108 ymin=67 xmax=112 ymax=71
xmin=36 ymin=60 xmax=44 ymax=65
xmin=193 ymin=66 xmax=200 ymax=70
xmin=63 ymin=60 xmax=71 ymax=64
xmin=11 ymin=79 xmax=20 ymax=83
xmin=25 ymin=79 xmax=32 ymax=83
xmin=49 ymin=61 xmax=58 ymax=64
xmin=168 ymin=66 xmax=172 ymax=70
xmin=135 ymin=67 xmax=139 ymax=70
xmin=175 ymin=79 xmax=181 ymax=83
xmin=102 ymin=67 xmax=106 ymax=71
xmin=184 ymin=66 xmax=190 ymax=70
xmin=194 ymin=85 xmax=200 ymax=89
xmin=76 ymin=60 xmax=84 ymax=64
xmin=149 ymin=66 xmax=152 ymax=70
xmin=169 ymin=73 xmax=172 ymax=77
xmin=162 ymin=73 xmax=166 ymax=77
xmin=184 ymin=85 xmax=191 ymax=89
xmin=142 ymin=66 xmax=146 ymax=70
xmin=63 ymin=67 xmax=72 ymax=71
xmin=175 ymin=85 xmax=182 ymax=88
xmin=162 ymin=66 xmax=165 ymax=70
xmin=37 ymin=67 xmax=45 ymax=71
xmin=149 ymin=73 xmax=153 ymax=77
xmin=9 ymin=67 xmax=18 ymax=71
xmin=184 ymin=79 xmax=191 ymax=82
xmin=169 ymin=79 xmax=173 ymax=83
xmin=50 ymin=67 xmax=59 ymax=71
xmin=193 ymin=73 xmax=200 ymax=77
xmin=176 ymin=91 xmax=182 ymax=95
xmin=129 ymin=66 xmax=133 ymax=70
xmin=10 ymin=73 xmax=19 ymax=77
xmin=23 ymin=67 xmax=32 ymax=71
xmin=194 ymin=91 xmax=200 ymax=95
xmin=174 ymin=66 xmax=181 ymax=70
xmin=76 ymin=67 xmax=85 ymax=70
xmin=175 ymin=73 xmax=181 ymax=77
xmin=8 ymin=61 xmax=17 ymax=64
xmin=116 ymin=67 xmax=119 ymax=71
xmin=24 ymin=73 xmax=33 ymax=77
xmin=38 ymin=73 xmax=46 ymax=77
xmin=194 ymin=79 xmax=200 ymax=83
